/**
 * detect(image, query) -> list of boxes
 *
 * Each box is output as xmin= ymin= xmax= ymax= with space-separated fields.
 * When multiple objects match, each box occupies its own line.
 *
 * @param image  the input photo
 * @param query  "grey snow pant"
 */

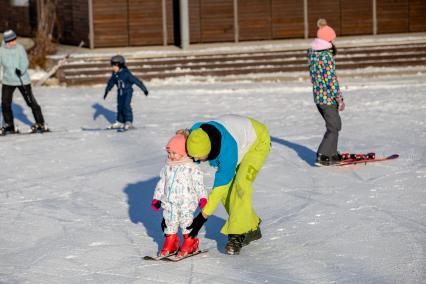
xmin=316 ymin=104 xmax=342 ymax=157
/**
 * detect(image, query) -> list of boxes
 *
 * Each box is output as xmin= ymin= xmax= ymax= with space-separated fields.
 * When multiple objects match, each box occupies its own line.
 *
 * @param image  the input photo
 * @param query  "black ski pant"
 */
xmin=1 ymin=84 xmax=45 ymax=127
xmin=316 ymin=104 xmax=342 ymax=157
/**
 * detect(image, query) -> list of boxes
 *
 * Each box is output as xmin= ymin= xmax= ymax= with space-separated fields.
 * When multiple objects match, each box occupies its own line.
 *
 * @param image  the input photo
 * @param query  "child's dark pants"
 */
xmin=316 ymin=104 xmax=342 ymax=157
xmin=116 ymin=92 xmax=133 ymax=123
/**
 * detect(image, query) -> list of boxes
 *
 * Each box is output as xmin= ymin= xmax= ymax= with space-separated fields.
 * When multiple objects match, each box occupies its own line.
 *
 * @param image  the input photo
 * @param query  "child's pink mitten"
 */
xmin=199 ymin=198 xmax=207 ymax=209
xmin=151 ymin=199 xmax=161 ymax=211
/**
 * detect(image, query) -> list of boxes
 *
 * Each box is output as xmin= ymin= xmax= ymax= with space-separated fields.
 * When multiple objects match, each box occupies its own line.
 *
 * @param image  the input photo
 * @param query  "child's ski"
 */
xmin=335 ymin=154 xmax=399 ymax=166
xmin=143 ymin=251 xmax=178 ymax=261
xmin=81 ymin=127 xmax=136 ymax=132
xmin=162 ymin=249 xmax=209 ymax=262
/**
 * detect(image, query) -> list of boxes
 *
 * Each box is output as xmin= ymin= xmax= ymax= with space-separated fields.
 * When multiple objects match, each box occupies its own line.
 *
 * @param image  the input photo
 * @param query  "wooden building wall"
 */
xmin=92 ymin=0 xmax=174 ymax=47
xmin=340 ymin=0 xmax=373 ymax=35
xmin=377 ymin=0 xmax=409 ymax=33
xmin=92 ymin=0 xmax=129 ymax=47
xmin=308 ymin=0 xmax=341 ymax=38
xmin=56 ymin=0 xmax=90 ymax=46
xmin=189 ymin=0 xmax=235 ymax=43
xmin=410 ymin=0 xmax=426 ymax=32
xmin=0 ymin=1 xmax=33 ymax=37
xmin=239 ymin=0 xmax=272 ymax=41
xmin=2 ymin=0 xmax=425 ymax=47
xmin=271 ymin=0 xmax=304 ymax=39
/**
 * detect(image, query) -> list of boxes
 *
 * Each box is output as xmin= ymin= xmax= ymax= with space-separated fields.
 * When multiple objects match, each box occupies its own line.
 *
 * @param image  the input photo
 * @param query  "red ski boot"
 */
xmin=160 ymin=234 xmax=180 ymax=256
xmin=177 ymin=234 xmax=199 ymax=257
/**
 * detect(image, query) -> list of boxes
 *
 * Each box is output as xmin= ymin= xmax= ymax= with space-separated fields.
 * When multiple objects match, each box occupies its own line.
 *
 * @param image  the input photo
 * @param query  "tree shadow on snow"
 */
xmin=271 ymin=136 xmax=316 ymax=166
xmin=92 ymin=103 xmax=115 ymax=123
xmin=123 ymin=177 xmax=227 ymax=253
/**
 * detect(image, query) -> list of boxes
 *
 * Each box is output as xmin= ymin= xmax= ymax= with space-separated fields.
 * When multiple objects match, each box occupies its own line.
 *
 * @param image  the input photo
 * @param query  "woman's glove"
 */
xmin=199 ymin=198 xmax=207 ymax=209
xmin=336 ymin=96 xmax=345 ymax=111
xmin=151 ymin=199 xmax=161 ymax=211
xmin=15 ymin=68 xmax=22 ymax=77
xmin=186 ymin=212 xmax=207 ymax=238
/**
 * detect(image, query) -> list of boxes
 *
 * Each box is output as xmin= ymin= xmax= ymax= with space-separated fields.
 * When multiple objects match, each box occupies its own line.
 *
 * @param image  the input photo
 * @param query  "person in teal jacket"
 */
xmin=183 ymin=114 xmax=271 ymax=255
xmin=0 ymin=30 xmax=46 ymax=135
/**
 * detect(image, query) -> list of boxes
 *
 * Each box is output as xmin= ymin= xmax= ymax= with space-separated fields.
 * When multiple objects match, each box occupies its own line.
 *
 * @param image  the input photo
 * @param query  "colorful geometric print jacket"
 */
xmin=307 ymin=48 xmax=343 ymax=105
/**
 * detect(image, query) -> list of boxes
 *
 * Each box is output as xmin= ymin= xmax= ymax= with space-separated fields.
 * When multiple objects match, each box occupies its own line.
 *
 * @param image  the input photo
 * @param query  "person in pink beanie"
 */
xmin=308 ymin=18 xmax=345 ymax=166
xmin=151 ymin=133 xmax=207 ymax=258
xmin=311 ymin=18 xmax=337 ymax=52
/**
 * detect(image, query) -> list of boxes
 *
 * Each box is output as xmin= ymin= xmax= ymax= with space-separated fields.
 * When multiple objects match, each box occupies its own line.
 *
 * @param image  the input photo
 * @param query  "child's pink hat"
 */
xmin=317 ymin=26 xmax=336 ymax=42
xmin=166 ymin=134 xmax=187 ymax=156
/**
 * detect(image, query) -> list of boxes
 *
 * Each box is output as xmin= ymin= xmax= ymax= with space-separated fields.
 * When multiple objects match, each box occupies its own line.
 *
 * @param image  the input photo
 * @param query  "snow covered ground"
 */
xmin=1 ymin=73 xmax=425 ymax=283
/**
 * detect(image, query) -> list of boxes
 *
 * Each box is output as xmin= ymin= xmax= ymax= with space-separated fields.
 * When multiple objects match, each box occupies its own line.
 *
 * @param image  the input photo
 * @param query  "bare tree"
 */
xmin=29 ymin=0 xmax=58 ymax=68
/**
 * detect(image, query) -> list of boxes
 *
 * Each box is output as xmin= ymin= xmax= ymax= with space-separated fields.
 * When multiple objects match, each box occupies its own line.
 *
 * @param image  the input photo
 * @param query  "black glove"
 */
xmin=186 ymin=212 xmax=207 ymax=238
xmin=144 ymin=90 xmax=149 ymax=96
xmin=103 ymin=92 xmax=108 ymax=100
xmin=161 ymin=218 xmax=167 ymax=232
xmin=15 ymin=68 xmax=22 ymax=77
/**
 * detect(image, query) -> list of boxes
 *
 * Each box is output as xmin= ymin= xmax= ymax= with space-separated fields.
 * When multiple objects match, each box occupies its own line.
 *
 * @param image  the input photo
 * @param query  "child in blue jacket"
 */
xmin=103 ymin=55 xmax=148 ymax=129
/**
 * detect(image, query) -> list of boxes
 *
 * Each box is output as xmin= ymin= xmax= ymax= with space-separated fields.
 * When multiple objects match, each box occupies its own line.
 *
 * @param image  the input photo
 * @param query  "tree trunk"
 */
xmin=29 ymin=0 xmax=58 ymax=68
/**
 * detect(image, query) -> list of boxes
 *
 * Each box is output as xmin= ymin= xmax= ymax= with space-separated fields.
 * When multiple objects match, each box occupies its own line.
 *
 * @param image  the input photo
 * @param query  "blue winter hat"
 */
xmin=3 ymin=30 xmax=17 ymax=43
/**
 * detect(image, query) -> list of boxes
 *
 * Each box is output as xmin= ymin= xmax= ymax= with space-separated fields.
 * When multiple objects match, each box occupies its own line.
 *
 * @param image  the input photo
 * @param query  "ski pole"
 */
xmin=17 ymin=71 xmax=32 ymax=104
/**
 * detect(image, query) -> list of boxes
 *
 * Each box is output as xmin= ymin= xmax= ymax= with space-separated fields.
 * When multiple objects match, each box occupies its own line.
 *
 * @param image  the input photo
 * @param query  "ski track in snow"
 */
xmin=0 ymin=74 xmax=425 ymax=283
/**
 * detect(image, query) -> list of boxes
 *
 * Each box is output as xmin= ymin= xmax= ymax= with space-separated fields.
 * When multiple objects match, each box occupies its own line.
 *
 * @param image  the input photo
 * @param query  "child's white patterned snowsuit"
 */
xmin=153 ymin=161 xmax=207 ymax=235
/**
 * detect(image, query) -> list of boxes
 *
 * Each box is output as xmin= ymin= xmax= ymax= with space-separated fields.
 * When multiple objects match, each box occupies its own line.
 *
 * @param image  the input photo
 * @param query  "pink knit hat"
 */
xmin=166 ymin=134 xmax=187 ymax=156
xmin=317 ymin=26 xmax=336 ymax=42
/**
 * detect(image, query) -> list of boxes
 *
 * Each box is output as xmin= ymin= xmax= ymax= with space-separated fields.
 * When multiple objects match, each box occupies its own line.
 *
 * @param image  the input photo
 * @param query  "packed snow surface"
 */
xmin=1 ymin=74 xmax=425 ymax=283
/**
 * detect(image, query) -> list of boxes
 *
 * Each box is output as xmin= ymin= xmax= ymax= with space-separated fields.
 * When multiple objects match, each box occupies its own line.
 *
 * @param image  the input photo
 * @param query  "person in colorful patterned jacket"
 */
xmin=151 ymin=133 xmax=207 ymax=257
xmin=104 ymin=55 xmax=148 ymax=130
xmin=183 ymin=114 xmax=271 ymax=255
xmin=308 ymin=19 xmax=345 ymax=166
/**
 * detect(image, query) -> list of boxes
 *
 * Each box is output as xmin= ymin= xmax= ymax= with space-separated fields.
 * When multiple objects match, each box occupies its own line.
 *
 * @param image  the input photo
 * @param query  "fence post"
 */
xmin=234 ymin=0 xmax=239 ymax=43
xmin=373 ymin=0 xmax=377 ymax=35
xmin=304 ymin=0 xmax=308 ymax=38
xmin=180 ymin=0 xmax=190 ymax=49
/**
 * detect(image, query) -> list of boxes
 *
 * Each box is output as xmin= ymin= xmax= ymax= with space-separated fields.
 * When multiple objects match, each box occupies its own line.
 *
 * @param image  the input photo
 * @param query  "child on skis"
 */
xmin=103 ymin=55 xmax=148 ymax=130
xmin=0 ymin=30 xmax=47 ymax=135
xmin=308 ymin=19 xmax=345 ymax=166
xmin=151 ymin=133 xmax=207 ymax=257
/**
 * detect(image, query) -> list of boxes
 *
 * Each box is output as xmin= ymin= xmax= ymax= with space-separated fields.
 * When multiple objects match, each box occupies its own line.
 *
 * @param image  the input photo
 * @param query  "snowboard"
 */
xmin=334 ymin=154 xmax=399 ymax=166
xmin=144 ymin=249 xmax=209 ymax=262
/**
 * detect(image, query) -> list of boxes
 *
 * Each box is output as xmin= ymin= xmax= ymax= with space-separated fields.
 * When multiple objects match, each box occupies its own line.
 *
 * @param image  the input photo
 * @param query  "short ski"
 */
xmin=81 ymin=127 xmax=135 ymax=132
xmin=0 ymin=128 xmax=51 ymax=136
xmin=143 ymin=251 xmax=178 ymax=261
xmin=162 ymin=249 xmax=209 ymax=262
xmin=335 ymin=154 xmax=399 ymax=166
xmin=22 ymin=128 xmax=51 ymax=135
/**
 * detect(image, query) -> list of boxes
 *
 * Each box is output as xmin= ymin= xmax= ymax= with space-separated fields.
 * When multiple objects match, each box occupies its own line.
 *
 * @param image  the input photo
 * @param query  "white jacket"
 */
xmin=153 ymin=160 xmax=207 ymax=212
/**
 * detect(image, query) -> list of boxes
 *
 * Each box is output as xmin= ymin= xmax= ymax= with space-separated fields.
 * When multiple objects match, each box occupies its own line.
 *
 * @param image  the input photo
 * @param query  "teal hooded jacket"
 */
xmin=0 ymin=42 xmax=31 ymax=86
